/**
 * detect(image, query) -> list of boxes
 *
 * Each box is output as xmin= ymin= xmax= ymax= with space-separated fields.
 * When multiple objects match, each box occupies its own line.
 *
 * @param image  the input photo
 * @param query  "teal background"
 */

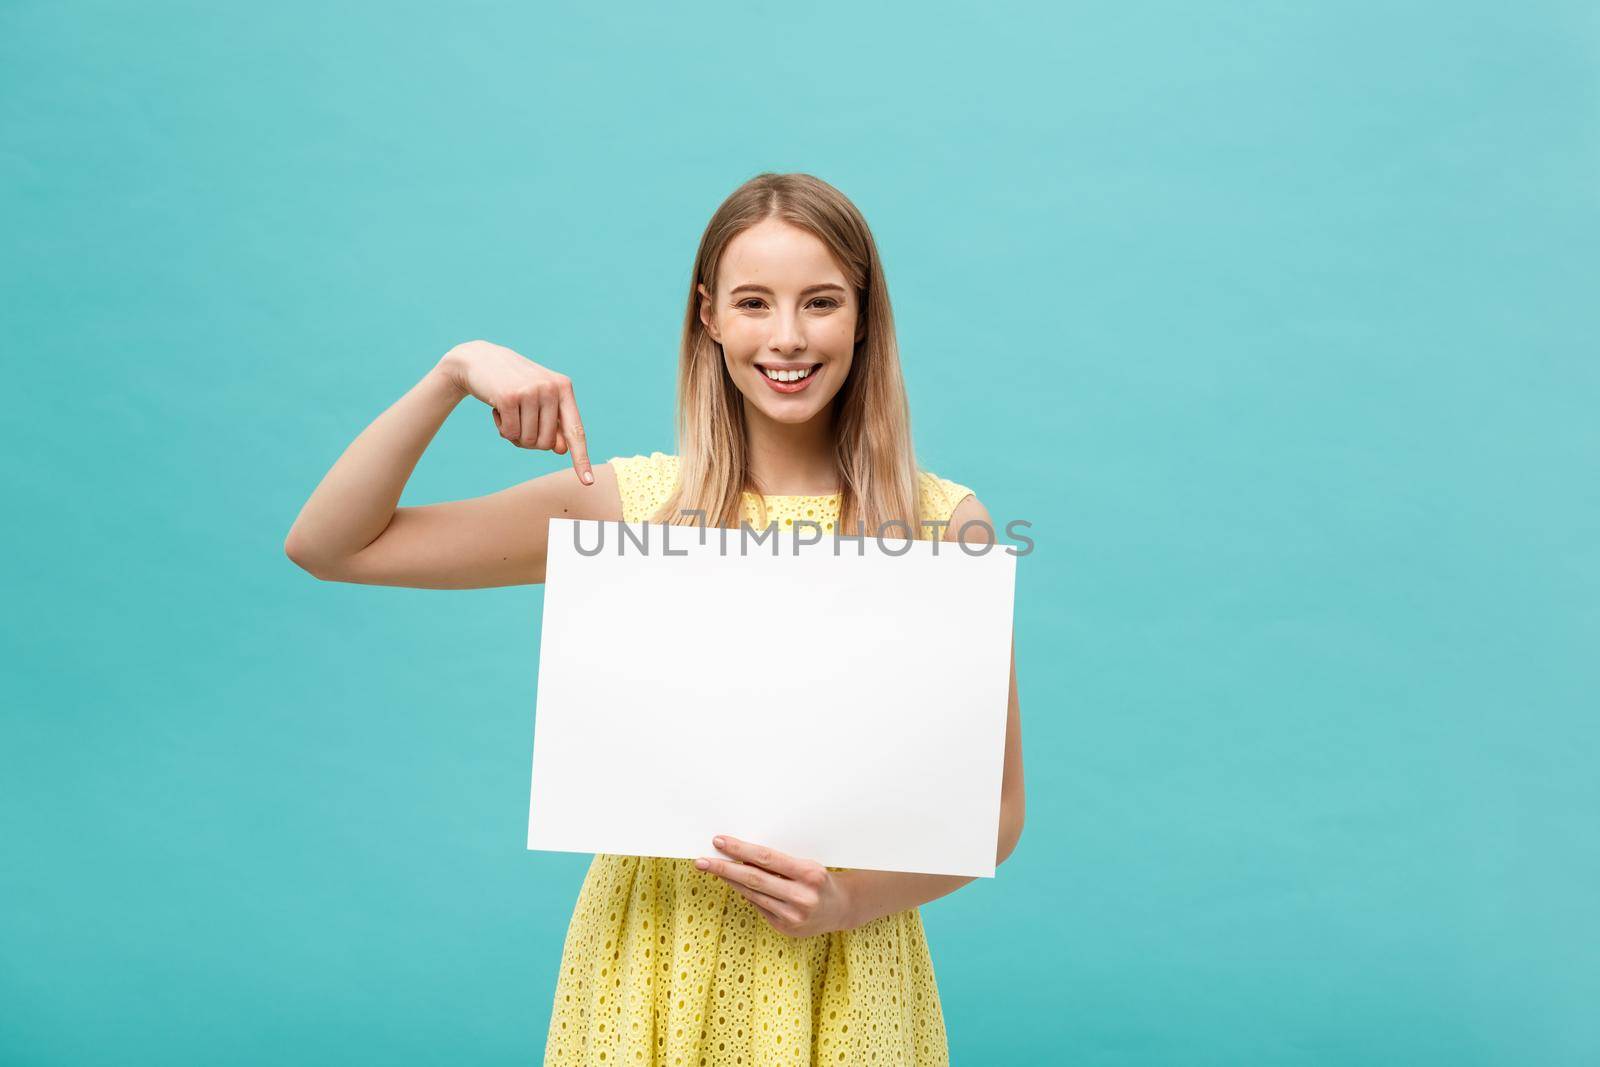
xmin=2 ymin=2 xmax=1596 ymax=1063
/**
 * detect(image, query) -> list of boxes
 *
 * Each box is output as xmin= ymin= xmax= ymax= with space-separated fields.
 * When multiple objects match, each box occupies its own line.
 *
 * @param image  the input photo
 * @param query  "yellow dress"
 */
xmin=542 ymin=451 xmax=977 ymax=1067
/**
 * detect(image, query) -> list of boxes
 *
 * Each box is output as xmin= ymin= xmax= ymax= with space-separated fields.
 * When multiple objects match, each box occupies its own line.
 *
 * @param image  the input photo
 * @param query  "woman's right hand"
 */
xmin=439 ymin=339 xmax=594 ymax=485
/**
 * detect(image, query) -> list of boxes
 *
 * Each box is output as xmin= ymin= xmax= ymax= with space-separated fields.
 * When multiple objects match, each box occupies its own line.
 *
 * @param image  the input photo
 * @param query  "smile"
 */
xmin=757 ymin=363 xmax=823 ymax=394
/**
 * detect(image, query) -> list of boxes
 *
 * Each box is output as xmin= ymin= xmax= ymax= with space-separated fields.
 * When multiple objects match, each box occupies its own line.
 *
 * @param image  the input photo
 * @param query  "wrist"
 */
xmin=429 ymin=351 xmax=469 ymax=401
xmin=832 ymin=868 xmax=865 ymax=932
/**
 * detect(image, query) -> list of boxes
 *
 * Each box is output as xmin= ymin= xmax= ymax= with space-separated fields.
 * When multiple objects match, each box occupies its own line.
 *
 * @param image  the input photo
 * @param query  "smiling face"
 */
xmin=698 ymin=218 xmax=862 ymax=427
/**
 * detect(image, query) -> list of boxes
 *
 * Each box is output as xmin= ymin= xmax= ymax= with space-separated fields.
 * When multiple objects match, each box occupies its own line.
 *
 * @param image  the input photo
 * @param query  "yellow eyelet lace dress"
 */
xmin=542 ymin=451 xmax=977 ymax=1067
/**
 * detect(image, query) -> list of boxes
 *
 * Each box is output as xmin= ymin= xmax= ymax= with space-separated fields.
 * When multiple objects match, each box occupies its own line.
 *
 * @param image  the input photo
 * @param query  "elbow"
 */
xmin=284 ymin=530 xmax=336 ymax=580
xmin=283 ymin=530 xmax=316 ymax=574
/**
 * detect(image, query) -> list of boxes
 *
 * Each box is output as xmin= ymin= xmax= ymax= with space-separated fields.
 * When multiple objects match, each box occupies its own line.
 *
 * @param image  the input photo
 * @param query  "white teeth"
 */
xmin=764 ymin=366 xmax=813 ymax=382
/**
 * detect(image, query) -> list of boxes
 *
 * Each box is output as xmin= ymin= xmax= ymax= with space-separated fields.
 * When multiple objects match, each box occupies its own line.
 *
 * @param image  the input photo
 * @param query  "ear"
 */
xmin=697 ymin=283 xmax=721 ymax=343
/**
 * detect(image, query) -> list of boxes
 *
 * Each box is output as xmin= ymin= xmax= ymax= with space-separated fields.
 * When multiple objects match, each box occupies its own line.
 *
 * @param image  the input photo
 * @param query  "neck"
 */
xmin=742 ymin=399 xmax=840 ymax=496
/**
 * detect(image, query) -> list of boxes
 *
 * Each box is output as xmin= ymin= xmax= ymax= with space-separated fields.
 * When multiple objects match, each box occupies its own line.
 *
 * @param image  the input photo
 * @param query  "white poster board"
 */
xmin=527 ymin=517 xmax=1016 ymax=877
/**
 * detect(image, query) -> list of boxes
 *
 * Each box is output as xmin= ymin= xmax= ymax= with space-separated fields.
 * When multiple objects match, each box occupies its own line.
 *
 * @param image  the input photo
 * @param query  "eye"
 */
xmin=733 ymin=297 xmax=841 ymax=310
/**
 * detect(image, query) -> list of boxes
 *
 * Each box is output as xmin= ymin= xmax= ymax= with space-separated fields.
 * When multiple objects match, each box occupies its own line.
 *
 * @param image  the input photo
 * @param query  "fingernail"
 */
xmin=712 ymin=837 xmax=725 ymax=849
xmin=581 ymin=471 xmax=593 ymax=484
xmin=694 ymin=858 xmax=709 ymax=869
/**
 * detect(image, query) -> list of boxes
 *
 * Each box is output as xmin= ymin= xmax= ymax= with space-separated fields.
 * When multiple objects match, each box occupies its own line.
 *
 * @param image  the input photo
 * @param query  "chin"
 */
xmin=756 ymin=403 xmax=829 ymax=424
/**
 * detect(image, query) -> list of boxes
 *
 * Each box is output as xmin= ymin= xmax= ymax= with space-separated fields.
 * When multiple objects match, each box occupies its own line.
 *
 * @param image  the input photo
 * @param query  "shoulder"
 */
xmin=917 ymin=468 xmax=977 ymax=523
xmin=943 ymin=492 xmax=994 ymax=542
xmin=607 ymin=452 xmax=679 ymax=521
xmin=609 ymin=451 xmax=679 ymax=484
xmin=917 ymin=470 xmax=994 ymax=544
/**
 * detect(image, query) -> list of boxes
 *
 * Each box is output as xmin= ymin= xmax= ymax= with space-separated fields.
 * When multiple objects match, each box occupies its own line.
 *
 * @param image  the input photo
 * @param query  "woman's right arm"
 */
xmin=282 ymin=340 xmax=622 ymax=589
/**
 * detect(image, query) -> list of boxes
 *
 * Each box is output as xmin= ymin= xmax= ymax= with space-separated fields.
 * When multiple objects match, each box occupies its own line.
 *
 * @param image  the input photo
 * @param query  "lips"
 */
xmin=757 ymin=362 xmax=823 ymax=394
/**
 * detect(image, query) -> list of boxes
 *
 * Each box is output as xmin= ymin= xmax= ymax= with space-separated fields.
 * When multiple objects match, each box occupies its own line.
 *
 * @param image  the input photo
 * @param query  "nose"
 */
xmin=767 ymin=307 xmax=807 ymax=355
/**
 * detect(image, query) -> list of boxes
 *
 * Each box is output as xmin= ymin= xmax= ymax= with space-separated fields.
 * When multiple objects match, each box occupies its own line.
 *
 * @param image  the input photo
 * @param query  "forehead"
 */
xmin=720 ymin=220 xmax=845 ymax=290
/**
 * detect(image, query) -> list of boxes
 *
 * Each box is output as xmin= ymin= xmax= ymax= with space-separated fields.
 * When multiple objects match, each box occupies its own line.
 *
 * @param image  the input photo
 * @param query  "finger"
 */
xmin=517 ymin=395 xmax=540 ymax=448
xmin=713 ymin=835 xmax=817 ymax=884
xmin=720 ymin=877 xmax=801 ymax=925
xmin=535 ymin=388 xmax=560 ymax=450
xmin=557 ymin=382 xmax=593 ymax=484
xmin=700 ymin=854 xmax=800 ymax=905
xmin=553 ymin=426 xmax=568 ymax=455
xmin=495 ymin=402 xmax=520 ymax=443
xmin=744 ymin=891 xmax=794 ymax=932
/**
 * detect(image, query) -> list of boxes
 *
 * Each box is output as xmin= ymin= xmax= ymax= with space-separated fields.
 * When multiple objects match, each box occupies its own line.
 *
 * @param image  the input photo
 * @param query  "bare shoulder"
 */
xmin=943 ymin=492 xmax=996 ymax=544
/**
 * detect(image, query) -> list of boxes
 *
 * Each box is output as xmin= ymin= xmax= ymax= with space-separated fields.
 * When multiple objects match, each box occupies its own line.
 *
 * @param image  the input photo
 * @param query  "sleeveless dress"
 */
xmin=541 ymin=451 xmax=977 ymax=1067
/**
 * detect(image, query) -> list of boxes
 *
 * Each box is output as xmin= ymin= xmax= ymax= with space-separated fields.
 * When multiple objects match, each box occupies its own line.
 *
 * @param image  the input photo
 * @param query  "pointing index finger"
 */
xmin=558 ymin=381 xmax=593 ymax=484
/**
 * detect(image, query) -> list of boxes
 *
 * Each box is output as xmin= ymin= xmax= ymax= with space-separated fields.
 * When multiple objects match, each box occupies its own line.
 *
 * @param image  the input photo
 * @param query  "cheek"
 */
xmin=824 ymin=316 xmax=858 ymax=348
xmin=724 ymin=322 xmax=766 ymax=355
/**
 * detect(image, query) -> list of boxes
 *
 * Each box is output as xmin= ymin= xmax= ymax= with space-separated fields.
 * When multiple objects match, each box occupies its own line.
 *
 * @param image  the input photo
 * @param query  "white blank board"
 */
xmin=527 ymin=517 xmax=1017 ymax=878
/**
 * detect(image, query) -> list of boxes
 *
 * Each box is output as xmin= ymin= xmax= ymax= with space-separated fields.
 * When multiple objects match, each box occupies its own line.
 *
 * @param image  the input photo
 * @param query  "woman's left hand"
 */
xmin=695 ymin=835 xmax=854 ymax=938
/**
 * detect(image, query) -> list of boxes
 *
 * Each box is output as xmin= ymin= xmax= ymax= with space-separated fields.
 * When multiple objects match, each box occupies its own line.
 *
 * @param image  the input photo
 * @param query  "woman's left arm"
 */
xmin=696 ymin=495 xmax=1025 ymax=935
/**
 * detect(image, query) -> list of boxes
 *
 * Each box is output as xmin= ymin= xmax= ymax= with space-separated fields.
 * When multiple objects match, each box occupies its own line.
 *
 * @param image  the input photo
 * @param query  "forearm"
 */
xmin=839 ymin=808 xmax=1023 ymax=929
xmin=284 ymin=358 xmax=466 ymax=568
xmin=837 ymin=869 xmax=976 ymax=928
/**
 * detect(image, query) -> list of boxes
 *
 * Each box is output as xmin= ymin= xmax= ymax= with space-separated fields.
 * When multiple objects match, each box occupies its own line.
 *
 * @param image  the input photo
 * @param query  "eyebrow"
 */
xmin=729 ymin=283 xmax=847 ymax=296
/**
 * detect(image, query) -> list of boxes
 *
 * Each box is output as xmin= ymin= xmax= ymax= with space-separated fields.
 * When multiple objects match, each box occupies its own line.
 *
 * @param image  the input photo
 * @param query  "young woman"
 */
xmin=285 ymin=172 xmax=1026 ymax=1066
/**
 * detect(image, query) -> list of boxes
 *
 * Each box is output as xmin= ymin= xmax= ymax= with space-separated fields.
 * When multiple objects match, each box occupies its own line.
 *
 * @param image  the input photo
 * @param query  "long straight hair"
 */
xmin=649 ymin=172 xmax=924 ymax=535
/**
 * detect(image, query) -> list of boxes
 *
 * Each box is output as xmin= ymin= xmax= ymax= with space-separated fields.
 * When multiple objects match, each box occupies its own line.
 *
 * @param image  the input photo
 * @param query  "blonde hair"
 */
xmin=650 ymin=172 xmax=925 ymax=536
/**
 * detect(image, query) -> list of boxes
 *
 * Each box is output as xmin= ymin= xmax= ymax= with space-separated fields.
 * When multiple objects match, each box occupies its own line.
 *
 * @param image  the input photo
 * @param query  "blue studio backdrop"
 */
xmin=2 ymin=3 xmax=1595 ymax=1064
